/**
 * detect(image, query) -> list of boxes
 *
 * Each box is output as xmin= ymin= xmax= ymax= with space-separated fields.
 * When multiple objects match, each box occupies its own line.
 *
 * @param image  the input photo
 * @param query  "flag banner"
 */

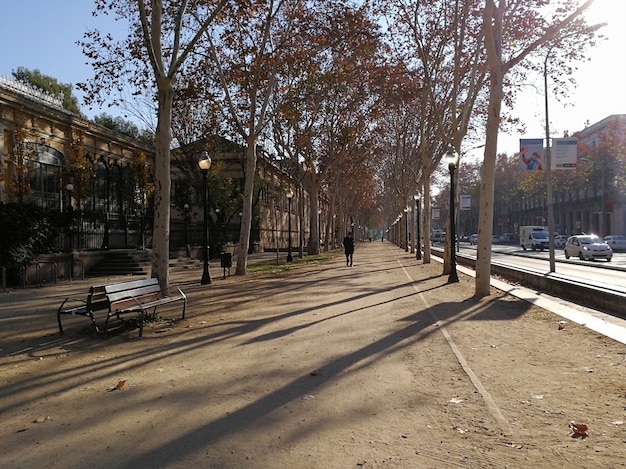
xmin=460 ymin=195 xmax=471 ymax=210
xmin=519 ymin=139 xmax=544 ymax=170
xmin=553 ymin=138 xmax=578 ymax=170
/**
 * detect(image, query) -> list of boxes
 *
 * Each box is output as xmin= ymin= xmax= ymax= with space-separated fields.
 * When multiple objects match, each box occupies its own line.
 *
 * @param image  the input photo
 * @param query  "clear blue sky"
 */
xmin=1 ymin=0 xmax=624 ymax=156
xmin=0 ymin=0 xmax=126 ymax=118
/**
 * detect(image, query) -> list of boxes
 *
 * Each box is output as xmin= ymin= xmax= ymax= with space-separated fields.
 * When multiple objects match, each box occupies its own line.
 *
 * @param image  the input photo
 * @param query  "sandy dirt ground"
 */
xmin=1 ymin=242 xmax=625 ymax=468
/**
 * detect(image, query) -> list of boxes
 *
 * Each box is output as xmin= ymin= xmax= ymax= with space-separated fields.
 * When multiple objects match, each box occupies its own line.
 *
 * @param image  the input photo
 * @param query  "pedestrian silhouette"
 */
xmin=343 ymin=232 xmax=354 ymax=266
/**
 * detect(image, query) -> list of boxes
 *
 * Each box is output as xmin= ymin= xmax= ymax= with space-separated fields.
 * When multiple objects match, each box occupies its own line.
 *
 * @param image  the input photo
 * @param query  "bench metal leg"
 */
xmin=57 ymin=313 xmax=65 ymax=335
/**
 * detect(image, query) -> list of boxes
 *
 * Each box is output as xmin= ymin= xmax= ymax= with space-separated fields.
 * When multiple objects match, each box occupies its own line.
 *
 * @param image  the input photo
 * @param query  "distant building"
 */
xmin=517 ymin=114 xmax=626 ymax=237
xmin=571 ymin=114 xmax=626 ymax=236
xmin=1 ymin=75 xmax=327 ymax=262
xmin=1 ymin=75 xmax=156 ymax=251
xmin=171 ymin=138 xmax=321 ymax=255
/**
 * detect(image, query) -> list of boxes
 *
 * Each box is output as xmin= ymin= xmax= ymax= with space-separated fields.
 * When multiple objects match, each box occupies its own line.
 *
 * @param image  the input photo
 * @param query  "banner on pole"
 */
xmin=460 ymin=195 xmax=471 ymax=210
xmin=519 ymin=139 xmax=544 ymax=170
xmin=552 ymin=138 xmax=578 ymax=170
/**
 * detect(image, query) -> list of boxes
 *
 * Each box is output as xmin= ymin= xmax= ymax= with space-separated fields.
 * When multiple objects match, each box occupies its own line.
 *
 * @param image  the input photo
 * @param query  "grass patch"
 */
xmin=248 ymin=253 xmax=336 ymax=274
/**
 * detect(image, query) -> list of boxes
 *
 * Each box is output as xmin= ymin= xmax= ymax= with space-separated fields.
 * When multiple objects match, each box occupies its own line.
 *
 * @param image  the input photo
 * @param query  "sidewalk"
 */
xmin=1 ymin=242 xmax=625 ymax=468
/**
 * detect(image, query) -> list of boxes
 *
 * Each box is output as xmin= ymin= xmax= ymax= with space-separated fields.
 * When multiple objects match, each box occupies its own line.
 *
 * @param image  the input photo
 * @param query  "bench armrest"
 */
xmin=57 ymin=297 xmax=87 ymax=313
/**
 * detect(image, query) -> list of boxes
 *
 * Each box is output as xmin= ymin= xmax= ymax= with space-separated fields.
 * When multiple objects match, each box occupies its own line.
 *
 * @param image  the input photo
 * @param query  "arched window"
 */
xmin=94 ymin=159 xmax=109 ymax=213
xmin=26 ymin=143 xmax=63 ymax=209
xmin=109 ymin=161 xmax=122 ymax=214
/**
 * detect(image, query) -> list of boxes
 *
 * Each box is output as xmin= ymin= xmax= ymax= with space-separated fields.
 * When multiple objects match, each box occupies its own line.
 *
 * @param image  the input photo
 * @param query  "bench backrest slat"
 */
xmin=104 ymin=278 xmax=162 ymax=310
xmin=109 ymin=294 xmax=161 ymax=311
xmin=104 ymin=278 xmax=159 ymax=294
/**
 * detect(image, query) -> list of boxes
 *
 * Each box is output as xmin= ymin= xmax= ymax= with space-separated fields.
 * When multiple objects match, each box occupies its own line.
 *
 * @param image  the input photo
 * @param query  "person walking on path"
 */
xmin=343 ymin=232 xmax=355 ymax=266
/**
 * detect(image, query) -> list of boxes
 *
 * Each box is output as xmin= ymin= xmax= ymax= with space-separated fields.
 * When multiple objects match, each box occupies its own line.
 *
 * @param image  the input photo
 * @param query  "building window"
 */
xmin=26 ymin=144 xmax=62 ymax=209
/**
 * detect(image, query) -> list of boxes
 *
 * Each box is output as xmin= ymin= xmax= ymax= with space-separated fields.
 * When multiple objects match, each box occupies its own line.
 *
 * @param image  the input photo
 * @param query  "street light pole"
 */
xmin=581 ymin=157 xmax=606 ymax=236
xmin=544 ymin=47 xmax=556 ymax=273
xmin=396 ymin=217 xmax=400 ymax=246
xmin=317 ymin=208 xmax=322 ymax=254
xmin=404 ymin=207 xmax=409 ymax=252
xmin=286 ymin=188 xmax=294 ymax=262
xmin=184 ymin=203 xmax=190 ymax=257
xmin=445 ymin=145 xmax=459 ymax=283
xmin=600 ymin=165 xmax=606 ymax=236
xmin=215 ymin=208 xmax=221 ymax=253
xmin=66 ymin=183 xmax=74 ymax=252
xmin=199 ymin=151 xmax=212 ymax=285
xmin=414 ymin=193 xmax=421 ymax=260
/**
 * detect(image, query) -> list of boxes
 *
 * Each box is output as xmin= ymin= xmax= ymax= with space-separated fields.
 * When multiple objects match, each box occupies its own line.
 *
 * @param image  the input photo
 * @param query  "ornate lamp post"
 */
xmin=317 ymin=208 xmax=322 ymax=253
xmin=66 ymin=183 xmax=74 ymax=252
xmin=414 ymin=193 xmax=421 ymax=260
xmin=286 ymin=188 xmax=294 ymax=262
xmin=445 ymin=145 xmax=460 ymax=283
xmin=183 ymin=203 xmax=190 ymax=257
xmin=215 ymin=208 xmax=221 ymax=252
xmin=404 ymin=207 xmax=409 ymax=252
xmin=199 ymin=151 xmax=212 ymax=285
xmin=332 ymin=214 xmax=336 ymax=249
xmin=581 ymin=157 xmax=606 ymax=236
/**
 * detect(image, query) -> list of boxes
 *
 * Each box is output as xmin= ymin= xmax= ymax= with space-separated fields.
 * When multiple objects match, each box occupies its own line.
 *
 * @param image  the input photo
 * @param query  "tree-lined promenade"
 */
xmin=3 ymin=0 xmax=614 ymax=298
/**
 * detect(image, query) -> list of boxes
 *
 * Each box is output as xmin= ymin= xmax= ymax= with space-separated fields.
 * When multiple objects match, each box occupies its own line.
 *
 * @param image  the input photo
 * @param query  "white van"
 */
xmin=431 ymin=230 xmax=445 ymax=244
xmin=520 ymin=226 xmax=549 ymax=251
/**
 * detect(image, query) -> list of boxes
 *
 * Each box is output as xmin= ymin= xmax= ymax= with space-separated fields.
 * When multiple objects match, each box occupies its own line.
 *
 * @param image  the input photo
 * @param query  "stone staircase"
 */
xmin=169 ymin=257 xmax=202 ymax=272
xmin=88 ymin=250 xmax=150 ymax=277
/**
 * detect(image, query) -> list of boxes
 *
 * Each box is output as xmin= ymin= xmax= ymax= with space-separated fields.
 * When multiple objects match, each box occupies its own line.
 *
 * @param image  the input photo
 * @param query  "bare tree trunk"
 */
xmin=475 ymin=73 xmax=503 ymax=296
xmin=476 ymin=0 xmax=504 ymax=297
xmin=422 ymin=178 xmax=432 ymax=264
xmin=235 ymin=137 xmax=257 ymax=275
xmin=307 ymin=182 xmax=320 ymax=255
xmin=151 ymin=79 xmax=174 ymax=291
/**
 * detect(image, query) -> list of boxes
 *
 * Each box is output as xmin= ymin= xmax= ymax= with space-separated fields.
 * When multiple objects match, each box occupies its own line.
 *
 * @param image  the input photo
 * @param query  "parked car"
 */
xmin=469 ymin=234 xmax=478 ymax=245
xmin=501 ymin=233 xmax=517 ymax=244
xmin=554 ymin=235 xmax=568 ymax=249
xmin=564 ymin=235 xmax=613 ymax=261
xmin=603 ymin=235 xmax=626 ymax=252
xmin=492 ymin=235 xmax=501 ymax=243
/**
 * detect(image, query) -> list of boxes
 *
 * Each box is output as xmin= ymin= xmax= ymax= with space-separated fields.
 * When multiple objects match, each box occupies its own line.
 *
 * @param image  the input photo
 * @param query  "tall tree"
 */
xmin=193 ymin=0 xmax=298 ymax=274
xmin=13 ymin=67 xmax=82 ymax=114
xmin=382 ymin=0 xmax=488 ymax=266
xmin=273 ymin=1 xmax=385 ymax=255
xmin=79 ymin=0 xmax=227 ymax=289
xmin=478 ymin=0 xmax=602 ymax=296
xmin=94 ymin=113 xmax=155 ymax=144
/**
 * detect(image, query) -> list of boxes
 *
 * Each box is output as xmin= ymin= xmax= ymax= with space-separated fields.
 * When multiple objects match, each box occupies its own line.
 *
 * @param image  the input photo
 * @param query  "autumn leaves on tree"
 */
xmin=74 ymin=0 xmax=604 ymax=295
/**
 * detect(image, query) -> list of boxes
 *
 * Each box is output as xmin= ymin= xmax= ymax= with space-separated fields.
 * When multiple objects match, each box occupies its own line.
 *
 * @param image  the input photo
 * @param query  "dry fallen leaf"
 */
xmin=107 ymin=380 xmax=127 ymax=392
xmin=570 ymin=422 xmax=588 ymax=437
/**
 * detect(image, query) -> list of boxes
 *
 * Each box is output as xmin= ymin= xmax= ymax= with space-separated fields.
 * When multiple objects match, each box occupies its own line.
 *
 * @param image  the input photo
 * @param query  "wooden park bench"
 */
xmin=57 ymin=284 xmax=108 ymax=335
xmin=57 ymin=278 xmax=187 ymax=337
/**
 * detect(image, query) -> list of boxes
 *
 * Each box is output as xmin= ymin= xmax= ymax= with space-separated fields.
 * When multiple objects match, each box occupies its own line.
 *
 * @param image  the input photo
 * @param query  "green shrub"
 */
xmin=0 ymin=203 xmax=64 ymax=283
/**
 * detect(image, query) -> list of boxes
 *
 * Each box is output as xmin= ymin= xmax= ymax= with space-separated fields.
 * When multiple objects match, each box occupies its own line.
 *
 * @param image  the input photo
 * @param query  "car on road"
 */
xmin=501 ymin=233 xmax=517 ymax=244
xmin=603 ymin=235 xmax=626 ymax=252
xmin=470 ymin=234 xmax=478 ymax=245
xmin=564 ymin=235 xmax=613 ymax=261
xmin=554 ymin=235 xmax=568 ymax=249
